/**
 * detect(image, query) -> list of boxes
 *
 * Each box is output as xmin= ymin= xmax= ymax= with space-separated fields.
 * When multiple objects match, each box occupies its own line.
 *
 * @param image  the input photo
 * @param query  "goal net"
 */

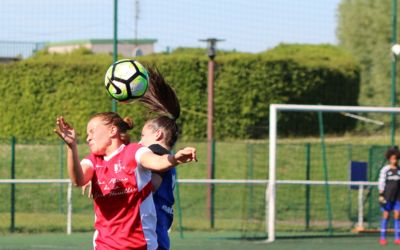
xmin=267 ymin=104 xmax=400 ymax=242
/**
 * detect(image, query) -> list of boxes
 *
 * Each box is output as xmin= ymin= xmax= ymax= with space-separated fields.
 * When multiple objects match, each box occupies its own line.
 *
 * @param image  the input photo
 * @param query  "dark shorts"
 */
xmin=381 ymin=200 xmax=400 ymax=212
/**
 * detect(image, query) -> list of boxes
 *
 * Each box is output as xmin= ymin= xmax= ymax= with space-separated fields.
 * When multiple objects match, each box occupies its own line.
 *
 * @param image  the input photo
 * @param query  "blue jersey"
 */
xmin=148 ymin=144 xmax=176 ymax=250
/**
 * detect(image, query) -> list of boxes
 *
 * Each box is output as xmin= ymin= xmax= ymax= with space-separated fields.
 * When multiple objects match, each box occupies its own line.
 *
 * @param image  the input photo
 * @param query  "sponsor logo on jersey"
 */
xmin=113 ymin=160 xmax=126 ymax=174
xmin=109 ymin=177 xmax=129 ymax=184
xmin=387 ymin=175 xmax=400 ymax=181
xmin=161 ymin=205 xmax=174 ymax=215
xmin=93 ymin=187 xmax=137 ymax=199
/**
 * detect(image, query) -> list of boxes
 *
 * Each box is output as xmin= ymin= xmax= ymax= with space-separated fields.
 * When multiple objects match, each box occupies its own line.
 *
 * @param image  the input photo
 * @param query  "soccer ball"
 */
xmin=104 ymin=59 xmax=149 ymax=102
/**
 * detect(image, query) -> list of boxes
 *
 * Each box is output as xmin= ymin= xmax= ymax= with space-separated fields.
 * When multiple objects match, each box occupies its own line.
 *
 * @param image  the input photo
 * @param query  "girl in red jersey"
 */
xmin=54 ymin=69 xmax=196 ymax=250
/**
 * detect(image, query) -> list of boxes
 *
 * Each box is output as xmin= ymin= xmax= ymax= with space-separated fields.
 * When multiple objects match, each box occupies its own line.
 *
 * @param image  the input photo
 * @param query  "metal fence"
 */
xmin=0 ymin=137 xmax=391 ymax=237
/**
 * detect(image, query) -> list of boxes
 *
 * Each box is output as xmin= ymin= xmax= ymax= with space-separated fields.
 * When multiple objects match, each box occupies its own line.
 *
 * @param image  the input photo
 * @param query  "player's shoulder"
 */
xmin=81 ymin=153 xmax=99 ymax=167
xmin=381 ymin=165 xmax=391 ymax=173
xmin=148 ymin=144 xmax=170 ymax=155
xmin=124 ymin=142 xmax=145 ymax=151
xmin=84 ymin=153 xmax=98 ymax=161
xmin=124 ymin=143 xmax=152 ymax=163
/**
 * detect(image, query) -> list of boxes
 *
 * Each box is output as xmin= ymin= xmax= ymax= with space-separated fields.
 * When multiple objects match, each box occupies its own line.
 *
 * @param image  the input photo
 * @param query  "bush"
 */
xmin=0 ymin=44 xmax=359 ymax=140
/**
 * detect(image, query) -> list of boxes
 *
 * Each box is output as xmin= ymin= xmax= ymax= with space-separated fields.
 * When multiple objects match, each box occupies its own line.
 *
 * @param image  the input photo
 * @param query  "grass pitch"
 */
xmin=0 ymin=232 xmax=394 ymax=250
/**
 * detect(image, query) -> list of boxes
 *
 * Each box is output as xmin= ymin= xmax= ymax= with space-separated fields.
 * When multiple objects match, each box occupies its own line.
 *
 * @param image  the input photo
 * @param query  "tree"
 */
xmin=337 ymin=0 xmax=394 ymax=106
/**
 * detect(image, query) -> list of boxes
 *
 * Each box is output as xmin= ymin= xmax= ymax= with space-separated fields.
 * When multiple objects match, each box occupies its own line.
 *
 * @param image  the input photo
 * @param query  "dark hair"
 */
xmin=91 ymin=112 xmax=134 ymax=145
xmin=385 ymin=146 xmax=400 ymax=160
xmin=145 ymin=116 xmax=179 ymax=148
xmin=139 ymin=67 xmax=181 ymax=147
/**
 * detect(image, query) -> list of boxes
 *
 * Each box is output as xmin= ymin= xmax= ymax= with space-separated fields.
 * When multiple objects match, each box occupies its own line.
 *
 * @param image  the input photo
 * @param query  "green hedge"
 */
xmin=0 ymin=44 xmax=360 ymax=140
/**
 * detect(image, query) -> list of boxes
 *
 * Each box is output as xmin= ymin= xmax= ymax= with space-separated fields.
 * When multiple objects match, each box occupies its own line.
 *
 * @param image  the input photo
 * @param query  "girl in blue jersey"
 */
xmin=139 ymin=67 xmax=180 ymax=250
xmin=141 ymin=137 xmax=176 ymax=250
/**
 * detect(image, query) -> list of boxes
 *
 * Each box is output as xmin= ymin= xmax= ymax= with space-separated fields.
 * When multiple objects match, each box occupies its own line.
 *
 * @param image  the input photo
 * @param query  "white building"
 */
xmin=46 ymin=39 xmax=157 ymax=57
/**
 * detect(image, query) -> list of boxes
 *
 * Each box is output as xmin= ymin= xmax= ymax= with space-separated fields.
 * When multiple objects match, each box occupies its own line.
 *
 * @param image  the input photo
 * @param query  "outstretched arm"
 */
xmin=140 ymin=147 xmax=197 ymax=171
xmin=54 ymin=116 xmax=93 ymax=186
xmin=378 ymin=166 xmax=388 ymax=194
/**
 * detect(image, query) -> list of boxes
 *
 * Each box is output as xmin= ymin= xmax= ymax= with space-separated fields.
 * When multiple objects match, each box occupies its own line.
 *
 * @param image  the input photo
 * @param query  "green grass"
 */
xmin=0 ymin=232 xmax=396 ymax=250
xmin=0 ymin=213 xmax=94 ymax=233
xmin=0 ymin=135 xmax=393 ymax=235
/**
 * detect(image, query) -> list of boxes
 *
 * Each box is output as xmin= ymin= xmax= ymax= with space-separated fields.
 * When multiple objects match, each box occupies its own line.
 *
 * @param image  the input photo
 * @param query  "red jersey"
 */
xmin=81 ymin=143 xmax=158 ymax=250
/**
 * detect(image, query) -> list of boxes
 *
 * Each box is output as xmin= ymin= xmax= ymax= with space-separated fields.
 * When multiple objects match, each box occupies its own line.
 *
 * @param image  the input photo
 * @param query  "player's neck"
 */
xmin=105 ymin=141 xmax=124 ymax=157
xmin=159 ymin=142 xmax=171 ymax=151
xmin=390 ymin=164 xmax=398 ymax=169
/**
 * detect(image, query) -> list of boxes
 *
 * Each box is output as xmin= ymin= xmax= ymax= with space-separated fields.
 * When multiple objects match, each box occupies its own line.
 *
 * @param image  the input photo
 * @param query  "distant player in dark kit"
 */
xmin=378 ymin=146 xmax=400 ymax=246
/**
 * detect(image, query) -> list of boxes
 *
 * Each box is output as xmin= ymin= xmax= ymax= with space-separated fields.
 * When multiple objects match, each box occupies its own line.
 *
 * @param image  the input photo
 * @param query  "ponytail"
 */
xmin=140 ymin=67 xmax=181 ymax=147
xmin=139 ymin=67 xmax=180 ymax=120
xmin=120 ymin=117 xmax=134 ymax=144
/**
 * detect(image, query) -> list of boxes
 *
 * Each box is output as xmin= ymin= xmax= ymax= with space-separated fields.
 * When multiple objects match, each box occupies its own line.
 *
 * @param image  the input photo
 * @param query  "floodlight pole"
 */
xmin=112 ymin=0 xmax=118 ymax=112
xmin=200 ymin=38 xmax=224 ymax=228
xmin=391 ymin=0 xmax=397 ymax=145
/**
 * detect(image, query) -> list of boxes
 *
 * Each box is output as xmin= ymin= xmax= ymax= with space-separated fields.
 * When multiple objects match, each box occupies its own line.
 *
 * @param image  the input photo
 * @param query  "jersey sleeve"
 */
xmin=135 ymin=146 xmax=152 ymax=165
xmin=378 ymin=166 xmax=388 ymax=192
xmin=80 ymin=154 xmax=96 ymax=168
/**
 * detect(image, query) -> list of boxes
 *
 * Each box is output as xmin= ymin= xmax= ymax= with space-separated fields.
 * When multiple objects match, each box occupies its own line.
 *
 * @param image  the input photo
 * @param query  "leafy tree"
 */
xmin=337 ymin=0 xmax=394 ymax=106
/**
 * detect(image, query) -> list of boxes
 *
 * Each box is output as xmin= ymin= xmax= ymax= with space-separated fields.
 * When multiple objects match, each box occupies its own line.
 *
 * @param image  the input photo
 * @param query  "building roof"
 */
xmin=47 ymin=38 xmax=157 ymax=46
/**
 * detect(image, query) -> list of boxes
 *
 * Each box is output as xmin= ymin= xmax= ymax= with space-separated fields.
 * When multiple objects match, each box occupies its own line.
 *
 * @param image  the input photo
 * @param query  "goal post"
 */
xmin=268 ymin=104 xmax=400 ymax=242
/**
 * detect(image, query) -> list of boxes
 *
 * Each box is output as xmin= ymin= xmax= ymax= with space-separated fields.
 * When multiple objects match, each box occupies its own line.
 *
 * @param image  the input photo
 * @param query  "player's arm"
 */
xmin=55 ymin=116 xmax=93 ymax=186
xmin=378 ymin=167 xmax=387 ymax=204
xmin=140 ymin=147 xmax=197 ymax=171
xmin=378 ymin=166 xmax=387 ymax=194
xmin=67 ymin=145 xmax=94 ymax=186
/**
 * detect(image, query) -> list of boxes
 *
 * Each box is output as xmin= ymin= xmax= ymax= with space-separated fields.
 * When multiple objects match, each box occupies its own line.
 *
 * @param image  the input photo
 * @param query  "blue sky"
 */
xmin=0 ymin=0 xmax=341 ymax=53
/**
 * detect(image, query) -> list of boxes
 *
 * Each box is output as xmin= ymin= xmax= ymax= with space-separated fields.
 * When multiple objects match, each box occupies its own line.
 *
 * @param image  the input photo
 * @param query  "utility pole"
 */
xmin=199 ymin=38 xmax=224 ymax=229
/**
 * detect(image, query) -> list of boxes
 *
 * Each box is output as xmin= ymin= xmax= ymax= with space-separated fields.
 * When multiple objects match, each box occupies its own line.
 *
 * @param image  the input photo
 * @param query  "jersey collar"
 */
xmin=104 ymin=144 xmax=126 ymax=161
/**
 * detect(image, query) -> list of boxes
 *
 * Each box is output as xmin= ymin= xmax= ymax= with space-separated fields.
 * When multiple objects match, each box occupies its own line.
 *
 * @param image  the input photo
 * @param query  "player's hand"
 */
xmin=173 ymin=147 xmax=197 ymax=164
xmin=81 ymin=181 xmax=92 ymax=198
xmin=379 ymin=194 xmax=387 ymax=205
xmin=54 ymin=116 xmax=77 ymax=147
